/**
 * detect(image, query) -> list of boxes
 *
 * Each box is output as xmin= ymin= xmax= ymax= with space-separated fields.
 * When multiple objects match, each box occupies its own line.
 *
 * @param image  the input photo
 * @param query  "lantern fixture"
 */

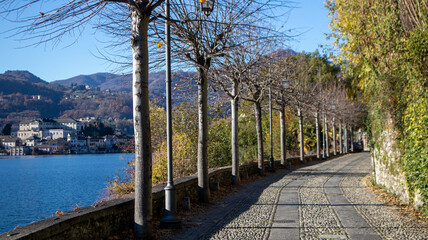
xmin=282 ymin=78 xmax=290 ymax=90
xmin=200 ymin=0 xmax=214 ymax=16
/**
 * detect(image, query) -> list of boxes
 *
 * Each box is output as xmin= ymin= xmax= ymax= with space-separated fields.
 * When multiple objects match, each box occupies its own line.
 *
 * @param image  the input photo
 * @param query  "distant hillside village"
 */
xmin=0 ymin=118 xmax=132 ymax=156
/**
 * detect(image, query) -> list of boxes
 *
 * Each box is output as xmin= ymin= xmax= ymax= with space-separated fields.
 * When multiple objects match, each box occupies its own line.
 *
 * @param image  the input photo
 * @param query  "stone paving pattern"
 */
xmin=163 ymin=153 xmax=428 ymax=240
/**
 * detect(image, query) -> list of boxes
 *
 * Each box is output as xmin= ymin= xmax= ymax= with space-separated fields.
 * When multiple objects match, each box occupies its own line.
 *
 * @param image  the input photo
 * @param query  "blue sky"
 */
xmin=0 ymin=1 xmax=332 ymax=82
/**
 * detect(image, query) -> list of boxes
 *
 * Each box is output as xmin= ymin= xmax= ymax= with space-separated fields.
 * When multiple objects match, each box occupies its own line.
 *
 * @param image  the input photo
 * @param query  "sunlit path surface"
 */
xmin=164 ymin=153 xmax=428 ymax=240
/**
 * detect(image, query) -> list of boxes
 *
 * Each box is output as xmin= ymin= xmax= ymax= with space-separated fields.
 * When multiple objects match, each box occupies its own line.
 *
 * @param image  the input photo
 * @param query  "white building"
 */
xmin=17 ymin=118 xmax=82 ymax=140
xmin=24 ymin=136 xmax=41 ymax=147
xmin=10 ymin=146 xmax=31 ymax=156
xmin=0 ymin=136 xmax=21 ymax=153
xmin=56 ymin=119 xmax=83 ymax=132
xmin=47 ymin=129 xmax=74 ymax=140
xmin=87 ymin=137 xmax=106 ymax=153
xmin=67 ymin=134 xmax=88 ymax=153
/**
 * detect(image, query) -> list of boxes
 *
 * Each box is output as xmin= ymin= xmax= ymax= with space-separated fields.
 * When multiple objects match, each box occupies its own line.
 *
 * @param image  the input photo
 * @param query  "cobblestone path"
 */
xmin=164 ymin=153 xmax=428 ymax=240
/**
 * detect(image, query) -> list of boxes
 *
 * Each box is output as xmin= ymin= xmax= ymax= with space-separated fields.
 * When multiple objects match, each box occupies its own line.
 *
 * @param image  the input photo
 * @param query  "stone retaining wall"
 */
xmin=1 ymin=155 xmax=323 ymax=240
xmin=370 ymin=128 xmax=413 ymax=206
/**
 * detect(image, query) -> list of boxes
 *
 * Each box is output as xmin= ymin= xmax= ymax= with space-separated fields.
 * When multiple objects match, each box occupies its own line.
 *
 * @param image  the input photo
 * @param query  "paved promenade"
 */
xmin=163 ymin=153 xmax=428 ymax=240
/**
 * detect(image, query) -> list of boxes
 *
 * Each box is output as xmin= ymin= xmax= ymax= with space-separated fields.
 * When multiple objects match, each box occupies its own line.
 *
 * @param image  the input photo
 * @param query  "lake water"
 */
xmin=0 ymin=153 xmax=134 ymax=234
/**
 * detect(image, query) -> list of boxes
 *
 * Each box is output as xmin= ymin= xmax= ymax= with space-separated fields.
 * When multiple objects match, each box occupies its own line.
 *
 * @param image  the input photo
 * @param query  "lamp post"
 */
xmin=161 ymin=0 xmax=215 ymax=227
xmin=160 ymin=0 xmax=181 ymax=228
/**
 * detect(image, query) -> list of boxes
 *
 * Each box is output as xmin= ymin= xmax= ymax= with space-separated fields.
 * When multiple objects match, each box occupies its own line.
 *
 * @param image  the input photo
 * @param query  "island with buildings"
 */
xmin=0 ymin=118 xmax=132 ymax=156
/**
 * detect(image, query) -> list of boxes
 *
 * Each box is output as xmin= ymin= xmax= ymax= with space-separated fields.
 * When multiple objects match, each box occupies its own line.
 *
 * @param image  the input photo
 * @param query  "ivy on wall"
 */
xmin=327 ymin=0 xmax=428 ymax=214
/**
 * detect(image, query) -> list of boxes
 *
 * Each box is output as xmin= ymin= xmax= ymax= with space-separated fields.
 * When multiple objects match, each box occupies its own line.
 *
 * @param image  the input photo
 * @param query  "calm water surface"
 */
xmin=0 ymin=153 xmax=133 ymax=234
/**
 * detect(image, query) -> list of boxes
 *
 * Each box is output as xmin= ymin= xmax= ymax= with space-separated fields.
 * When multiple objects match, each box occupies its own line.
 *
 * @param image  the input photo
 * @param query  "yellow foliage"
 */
xmin=152 ymin=132 xmax=197 ymax=184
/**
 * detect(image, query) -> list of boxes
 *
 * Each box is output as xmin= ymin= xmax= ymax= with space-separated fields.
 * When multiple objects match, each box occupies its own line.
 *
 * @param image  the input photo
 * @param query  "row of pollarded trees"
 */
xmin=213 ymin=49 xmax=366 ymax=185
xmin=270 ymin=51 xmax=366 ymax=163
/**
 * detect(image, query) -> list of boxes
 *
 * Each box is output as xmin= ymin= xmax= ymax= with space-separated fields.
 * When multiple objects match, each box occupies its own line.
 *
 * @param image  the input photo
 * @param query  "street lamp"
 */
xmin=200 ymin=0 xmax=215 ymax=16
xmin=161 ymin=0 xmax=181 ymax=229
xmin=162 ymin=0 xmax=214 ymax=227
xmin=282 ymin=79 xmax=290 ymax=90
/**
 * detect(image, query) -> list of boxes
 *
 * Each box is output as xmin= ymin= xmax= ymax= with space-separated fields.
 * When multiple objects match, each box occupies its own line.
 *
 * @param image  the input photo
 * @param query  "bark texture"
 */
xmin=325 ymin=114 xmax=329 ymax=158
xmin=344 ymin=125 xmax=348 ymax=153
xmin=333 ymin=118 xmax=336 ymax=155
xmin=315 ymin=111 xmax=320 ymax=159
xmin=280 ymin=108 xmax=287 ymax=166
xmin=255 ymin=102 xmax=264 ymax=175
xmin=197 ymin=65 xmax=210 ymax=203
xmin=298 ymin=108 xmax=304 ymax=162
xmin=131 ymin=8 xmax=152 ymax=239
xmin=339 ymin=122 xmax=343 ymax=154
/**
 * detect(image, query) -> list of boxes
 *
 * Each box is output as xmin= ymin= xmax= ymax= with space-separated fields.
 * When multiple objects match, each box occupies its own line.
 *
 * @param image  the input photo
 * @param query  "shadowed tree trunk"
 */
xmin=231 ymin=81 xmax=240 ymax=184
xmin=280 ymin=107 xmax=287 ymax=167
xmin=298 ymin=108 xmax=304 ymax=163
xmin=333 ymin=118 xmax=336 ymax=156
xmin=130 ymin=8 xmax=153 ymax=239
xmin=197 ymin=64 xmax=210 ymax=203
xmin=344 ymin=124 xmax=348 ymax=153
xmin=339 ymin=121 xmax=343 ymax=154
xmin=315 ymin=111 xmax=320 ymax=159
xmin=255 ymin=101 xmax=264 ymax=175
xmin=325 ymin=114 xmax=329 ymax=158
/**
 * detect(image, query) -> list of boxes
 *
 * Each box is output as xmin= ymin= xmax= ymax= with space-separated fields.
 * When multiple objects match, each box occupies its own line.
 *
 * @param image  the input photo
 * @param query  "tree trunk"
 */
xmin=255 ymin=101 xmax=264 ymax=175
xmin=231 ymin=81 xmax=240 ymax=184
xmin=325 ymin=113 xmax=329 ymax=158
xmin=131 ymin=10 xmax=152 ymax=239
xmin=315 ymin=111 xmax=320 ymax=160
xmin=197 ymin=66 xmax=210 ymax=203
xmin=339 ymin=121 xmax=343 ymax=154
xmin=333 ymin=118 xmax=336 ymax=156
xmin=298 ymin=108 xmax=304 ymax=163
xmin=350 ymin=127 xmax=354 ymax=152
xmin=280 ymin=107 xmax=286 ymax=166
xmin=344 ymin=124 xmax=348 ymax=153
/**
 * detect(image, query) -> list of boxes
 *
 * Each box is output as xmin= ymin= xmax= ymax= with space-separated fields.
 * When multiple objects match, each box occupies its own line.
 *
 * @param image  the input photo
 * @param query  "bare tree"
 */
xmin=270 ymin=58 xmax=294 ymax=166
xmin=211 ymin=21 xmax=286 ymax=182
xmin=282 ymin=53 xmax=319 ymax=162
xmin=211 ymin=45 xmax=258 ymax=184
xmin=302 ymin=52 xmax=341 ymax=160
xmin=240 ymin=58 xmax=271 ymax=175
xmin=324 ymin=81 xmax=365 ymax=154
xmin=0 ymin=1 xmax=164 ymax=238
xmin=237 ymin=45 xmax=287 ymax=175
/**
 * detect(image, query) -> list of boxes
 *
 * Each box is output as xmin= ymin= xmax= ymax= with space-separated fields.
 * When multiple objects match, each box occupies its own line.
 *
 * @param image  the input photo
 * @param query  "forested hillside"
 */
xmin=0 ymin=70 xmax=198 ymax=129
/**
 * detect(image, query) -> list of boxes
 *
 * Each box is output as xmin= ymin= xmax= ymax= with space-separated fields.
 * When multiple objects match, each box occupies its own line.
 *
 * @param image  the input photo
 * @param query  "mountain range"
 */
xmin=0 ymin=48 xmax=295 ymax=129
xmin=0 ymin=69 xmax=198 ymax=129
